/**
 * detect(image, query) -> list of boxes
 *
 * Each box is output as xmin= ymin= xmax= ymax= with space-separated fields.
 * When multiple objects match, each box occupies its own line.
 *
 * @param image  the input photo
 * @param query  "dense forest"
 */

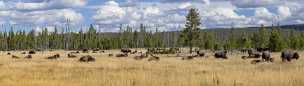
xmin=0 ymin=8 xmax=303 ymax=52
xmin=0 ymin=23 xmax=303 ymax=52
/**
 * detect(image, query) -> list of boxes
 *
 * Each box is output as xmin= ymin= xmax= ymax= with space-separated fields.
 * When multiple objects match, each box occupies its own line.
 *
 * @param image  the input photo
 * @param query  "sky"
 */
xmin=0 ymin=0 xmax=304 ymax=32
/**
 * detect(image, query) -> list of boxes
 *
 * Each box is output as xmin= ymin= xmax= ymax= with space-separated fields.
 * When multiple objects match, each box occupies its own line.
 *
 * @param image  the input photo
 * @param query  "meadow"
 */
xmin=0 ymin=50 xmax=303 ymax=86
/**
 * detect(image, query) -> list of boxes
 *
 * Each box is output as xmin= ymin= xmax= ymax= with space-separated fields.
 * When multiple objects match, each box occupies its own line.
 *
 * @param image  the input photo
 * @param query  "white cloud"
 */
xmin=254 ymin=7 xmax=273 ymax=18
xmin=277 ymin=6 xmax=291 ymax=18
xmin=9 ymin=9 xmax=84 ymax=25
xmin=92 ymin=1 xmax=126 ymax=24
xmin=15 ymin=2 xmax=47 ymax=10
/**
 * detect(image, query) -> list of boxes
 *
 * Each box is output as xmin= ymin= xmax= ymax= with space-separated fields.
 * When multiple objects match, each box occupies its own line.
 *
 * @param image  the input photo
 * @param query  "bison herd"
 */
xmin=4 ymin=48 xmax=301 ymax=64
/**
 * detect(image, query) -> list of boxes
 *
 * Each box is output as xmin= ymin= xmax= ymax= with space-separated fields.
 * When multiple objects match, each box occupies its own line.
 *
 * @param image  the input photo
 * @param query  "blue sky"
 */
xmin=0 ymin=0 xmax=304 ymax=32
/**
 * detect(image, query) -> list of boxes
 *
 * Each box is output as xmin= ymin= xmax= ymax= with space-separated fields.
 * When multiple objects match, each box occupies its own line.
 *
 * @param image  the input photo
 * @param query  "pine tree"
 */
xmin=288 ymin=29 xmax=301 ymax=50
xmin=179 ymin=8 xmax=201 ymax=53
xmin=237 ymin=33 xmax=252 ymax=48
xmin=269 ymin=26 xmax=287 ymax=52
xmin=253 ymin=24 xmax=269 ymax=48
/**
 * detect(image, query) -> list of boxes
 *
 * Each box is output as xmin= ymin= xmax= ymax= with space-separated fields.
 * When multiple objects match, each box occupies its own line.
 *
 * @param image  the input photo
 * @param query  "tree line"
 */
xmin=0 ymin=8 xmax=303 ymax=52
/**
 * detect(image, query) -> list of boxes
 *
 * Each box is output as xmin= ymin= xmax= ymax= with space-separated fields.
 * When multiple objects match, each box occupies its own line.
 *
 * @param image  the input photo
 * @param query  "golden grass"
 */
xmin=0 ymin=50 xmax=303 ymax=86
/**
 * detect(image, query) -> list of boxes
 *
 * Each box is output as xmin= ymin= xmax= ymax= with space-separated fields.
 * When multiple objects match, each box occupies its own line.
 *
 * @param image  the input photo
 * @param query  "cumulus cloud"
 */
xmin=92 ymin=1 xmax=126 ymax=24
xmin=9 ymin=0 xmax=87 ymax=11
xmin=1 ymin=0 xmax=304 ymax=31
xmin=9 ymin=9 xmax=84 ymax=25
xmin=277 ymin=6 xmax=291 ymax=18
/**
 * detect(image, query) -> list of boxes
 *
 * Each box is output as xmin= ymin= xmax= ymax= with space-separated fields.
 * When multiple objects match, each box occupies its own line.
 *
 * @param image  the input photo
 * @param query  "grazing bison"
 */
xmin=196 ymin=50 xmax=205 ymax=57
xmin=262 ymin=51 xmax=273 ymax=62
xmin=7 ymin=52 xmax=11 ymax=55
xmin=281 ymin=50 xmax=300 ymax=62
xmin=131 ymin=50 xmax=138 ymax=54
xmin=121 ymin=48 xmax=132 ymax=53
xmin=24 ymin=55 xmax=32 ymax=59
xmin=12 ymin=55 xmax=20 ymax=59
xmin=29 ymin=50 xmax=36 ymax=54
xmin=181 ymin=55 xmax=198 ymax=60
xmin=251 ymin=60 xmax=262 ymax=64
xmin=108 ymin=54 xmax=113 ymax=57
xmin=148 ymin=54 xmax=160 ymax=61
xmin=93 ymin=49 xmax=100 ymax=52
xmin=47 ymin=54 xmax=60 ymax=59
xmin=116 ymin=53 xmax=128 ymax=57
xmin=134 ymin=53 xmax=148 ymax=60
xmin=214 ymin=51 xmax=228 ymax=59
xmin=242 ymin=49 xmax=261 ymax=60
xmin=79 ymin=55 xmax=95 ymax=62
xmin=82 ymin=49 xmax=89 ymax=53
xmin=21 ymin=52 xmax=26 ymax=54
xmin=68 ymin=53 xmax=77 ymax=58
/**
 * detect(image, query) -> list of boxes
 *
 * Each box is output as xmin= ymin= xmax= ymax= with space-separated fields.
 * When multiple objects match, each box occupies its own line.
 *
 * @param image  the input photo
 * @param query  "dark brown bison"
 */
xmin=121 ymin=48 xmax=132 ymax=53
xmin=196 ymin=50 xmax=205 ymax=57
xmin=24 ymin=55 xmax=32 ymax=59
xmin=181 ymin=55 xmax=197 ymax=60
xmin=7 ymin=52 xmax=11 ymax=55
xmin=248 ymin=49 xmax=261 ymax=58
xmin=116 ymin=53 xmax=128 ymax=57
xmin=214 ymin=51 xmax=228 ymax=59
xmin=108 ymin=53 xmax=114 ymax=57
xmin=21 ymin=52 xmax=26 ymax=54
xmin=68 ymin=53 xmax=77 ymax=58
xmin=47 ymin=54 xmax=60 ymax=59
xmin=93 ymin=49 xmax=100 ymax=52
xmin=262 ymin=51 xmax=273 ymax=62
xmin=148 ymin=54 xmax=160 ymax=61
xmin=250 ymin=60 xmax=262 ymax=64
xmin=281 ymin=50 xmax=300 ymax=62
xmin=79 ymin=55 xmax=95 ymax=62
xmin=29 ymin=50 xmax=36 ymax=54
xmin=82 ymin=49 xmax=89 ymax=53
xmin=12 ymin=55 xmax=20 ymax=59
xmin=134 ymin=53 xmax=148 ymax=60
xmin=131 ymin=50 xmax=138 ymax=54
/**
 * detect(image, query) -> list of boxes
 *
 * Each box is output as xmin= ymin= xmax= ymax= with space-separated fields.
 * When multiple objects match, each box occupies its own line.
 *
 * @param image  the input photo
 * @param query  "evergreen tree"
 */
xmin=288 ymin=29 xmax=301 ymax=50
xmin=269 ymin=26 xmax=287 ymax=52
xmin=253 ymin=24 xmax=269 ymax=48
xmin=179 ymin=8 xmax=201 ymax=53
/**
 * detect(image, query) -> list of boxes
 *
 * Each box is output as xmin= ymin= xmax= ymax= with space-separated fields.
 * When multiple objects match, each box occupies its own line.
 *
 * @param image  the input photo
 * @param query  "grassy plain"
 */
xmin=0 ymin=50 xmax=303 ymax=86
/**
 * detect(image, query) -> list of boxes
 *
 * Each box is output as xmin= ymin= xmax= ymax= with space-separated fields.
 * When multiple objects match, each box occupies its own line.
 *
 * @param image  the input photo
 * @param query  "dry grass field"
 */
xmin=0 ymin=50 xmax=304 ymax=86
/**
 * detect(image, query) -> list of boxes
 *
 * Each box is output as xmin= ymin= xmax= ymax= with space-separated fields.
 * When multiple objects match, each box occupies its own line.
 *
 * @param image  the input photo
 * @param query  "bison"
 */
xmin=134 ymin=53 xmax=148 ymax=60
xmin=29 ymin=50 xmax=36 ymax=54
xmin=7 ymin=52 xmax=11 ymax=55
xmin=24 ymin=55 xmax=32 ymax=59
xmin=47 ymin=54 xmax=60 ymax=59
xmin=116 ymin=53 xmax=128 ymax=57
xmin=148 ymin=54 xmax=160 ymax=61
xmin=121 ymin=48 xmax=132 ymax=53
xmin=82 ymin=49 xmax=89 ymax=53
xmin=196 ymin=50 xmax=205 ymax=57
xmin=21 ymin=52 xmax=26 ymax=54
xmin=281 ymin=50 xmax=300 ymax=62
xmin=250 ymin=60 xmax=262 ymax=64
xmin=68 ymin=53 xmax=77 ymax=58
xmin=108 ymin=53 xmax=114 ymax=57
xmin=262 ymin=51 xmax=273 ymax=62
xmin=214 ymin=51 xmax=228 ymax=59
xmin=79 ymin=55 xmax=95 ymax=62
xmin=181 ymin=55 xmax=198 ymax=60
xmin=12 ymin=55 xmax=20 ymax=59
